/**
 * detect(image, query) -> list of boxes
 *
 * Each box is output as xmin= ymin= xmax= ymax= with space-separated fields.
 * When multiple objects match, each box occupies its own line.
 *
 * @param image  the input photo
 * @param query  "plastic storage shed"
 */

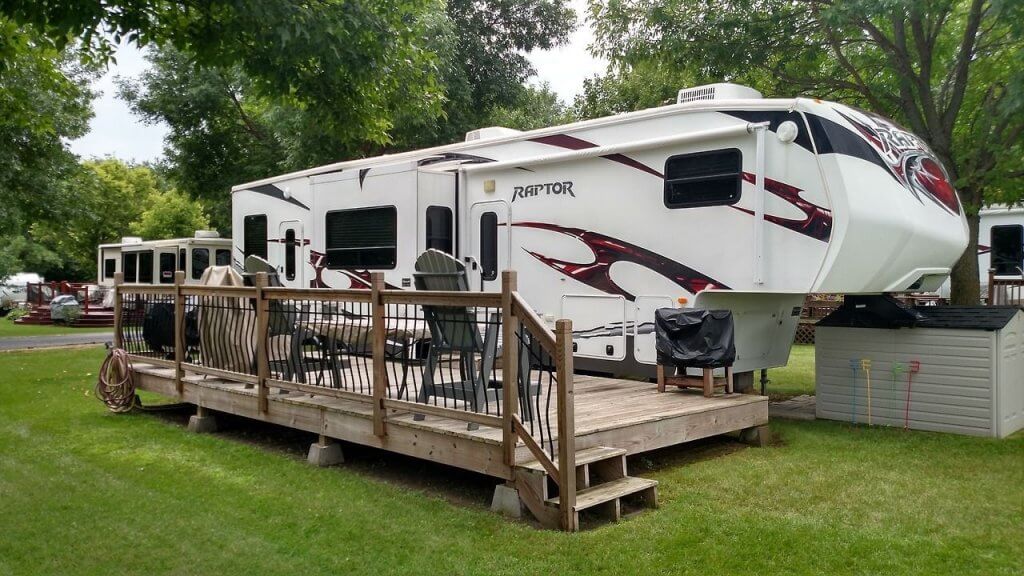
xmin=814 ymin=297 xmax=1024 ymax=438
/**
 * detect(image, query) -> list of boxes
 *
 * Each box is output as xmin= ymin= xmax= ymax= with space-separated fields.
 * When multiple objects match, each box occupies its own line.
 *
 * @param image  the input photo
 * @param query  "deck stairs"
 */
xmin=515 ymin=446 xmax=658 ymax=529
xmin=15 ymin=305 xmax=115 ymax=327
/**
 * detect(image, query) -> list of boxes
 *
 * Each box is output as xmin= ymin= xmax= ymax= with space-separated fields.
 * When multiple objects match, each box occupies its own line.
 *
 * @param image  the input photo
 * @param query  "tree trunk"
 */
xmin=950 ymin=207 xmax=981 ymax=305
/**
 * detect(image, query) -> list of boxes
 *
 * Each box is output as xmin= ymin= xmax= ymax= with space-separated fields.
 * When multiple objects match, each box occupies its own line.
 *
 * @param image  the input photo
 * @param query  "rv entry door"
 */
xmin=278 ymin=220 xmax=304 ymax=287
xmin=469 ymin=201 xmax=509 ymax=291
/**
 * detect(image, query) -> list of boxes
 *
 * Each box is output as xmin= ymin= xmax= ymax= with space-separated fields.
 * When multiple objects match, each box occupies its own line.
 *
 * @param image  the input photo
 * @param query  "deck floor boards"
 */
xmin=131 ymin=360 xmax=767 ymax=475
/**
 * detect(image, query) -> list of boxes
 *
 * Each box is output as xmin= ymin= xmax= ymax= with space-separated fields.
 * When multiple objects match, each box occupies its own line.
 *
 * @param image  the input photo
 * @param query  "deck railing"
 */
xmin=113 ymin=269 xmax=578 ymax=529
xmin=987 ymin=269 xmax=1024 ymax=306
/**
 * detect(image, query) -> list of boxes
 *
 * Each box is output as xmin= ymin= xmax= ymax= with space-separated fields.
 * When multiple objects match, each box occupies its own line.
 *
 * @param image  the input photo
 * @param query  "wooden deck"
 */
xmin=131 ymin=362 xmax=767 ymax=480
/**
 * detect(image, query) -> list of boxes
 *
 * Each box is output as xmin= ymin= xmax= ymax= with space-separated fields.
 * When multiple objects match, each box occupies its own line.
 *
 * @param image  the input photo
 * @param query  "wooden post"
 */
xmin=501 ymin=270 xmax=519 ymax=468
xmin=173 ymin=271 xmax=185 ymax=398
xmin=113 ymin=272 xmax=124 ymax=349
xmin=371 ymin=272 xmax=387 ymax=437
xmin=254 ymin=272 xmax=269 ymax=411
xmin=555 ymin=318 xmax=577 ymax=532
xmin=987 ymin=268 xmax=996 ymax=305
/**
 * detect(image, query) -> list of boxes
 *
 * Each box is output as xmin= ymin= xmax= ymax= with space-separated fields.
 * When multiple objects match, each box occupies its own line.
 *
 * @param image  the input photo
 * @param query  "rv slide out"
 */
xmin=230 ymin=83 xmax=968 ymax=376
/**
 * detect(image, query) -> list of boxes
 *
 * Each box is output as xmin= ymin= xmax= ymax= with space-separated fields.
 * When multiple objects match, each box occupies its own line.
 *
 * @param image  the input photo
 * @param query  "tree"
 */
xmin=484 ymin=83 xmax=574 ymax=131
xmin=574 ymin=61 xmax=696 ymax=119
xmin=131 ymin=190 xmax=209 ymax=240
xmin=0 ymin=19 xmax=94 ymax=279
xmin=591 ymin=0 xmax=1024 ymax=303
xmin=31 ymin=159 xmax=178 ymax=280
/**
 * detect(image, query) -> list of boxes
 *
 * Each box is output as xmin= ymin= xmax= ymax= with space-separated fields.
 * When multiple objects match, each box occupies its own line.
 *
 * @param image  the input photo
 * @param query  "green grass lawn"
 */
xmin=767 ymin=344 xmax=816 ymax=399
xmin=0 ymin=318 xmax=112 ymax=338
xmin=1 ymin=347 xmax=1021 ymax=575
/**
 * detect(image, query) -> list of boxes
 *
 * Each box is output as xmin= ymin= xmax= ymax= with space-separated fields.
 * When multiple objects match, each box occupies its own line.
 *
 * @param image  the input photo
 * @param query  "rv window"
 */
xmin=138 ymin=251 xmax=154 ymax=284
xmin=122 ymin=253 xmax=138 ymax=283
xmin=325 ymin=207 xmax=397 ymax=269
xmin=663 ymin=148 xmax=743 ymax=209
xmin=991 ymin=225 xmax=1024 ymax=276
xmin=178 ymin=248 xmax=186 ymax=271
xmin=192 ymin=248 xmax=210 ymax=280
xmin=215 ymin=249 xmax=231 ymax=267
xmin=480 ymin=211 xmax=498 ymax=281
xmin=425 ymin=206 xmax=453 ymax=254
xmin=284 ymin=229 xmax=297 ymax=280
xmin=103 ymin=258 xmax=116 ymax=280
xmin=159 ymin=253 xmax=176 ymax=284
xmin=243 ymin=214 xmax=268 ymax=260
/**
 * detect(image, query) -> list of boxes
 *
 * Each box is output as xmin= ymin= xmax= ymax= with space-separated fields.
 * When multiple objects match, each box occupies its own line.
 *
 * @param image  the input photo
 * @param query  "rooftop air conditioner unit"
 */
xmin=194 ymin=230 xmax=221 ymax=239
xmin=677 ymin=83 xmax=763 ymax=104
xmin=120 ymin=236 xmax=143 ymax=244
xmin=465 ymin=126 xmax=522 ymax=142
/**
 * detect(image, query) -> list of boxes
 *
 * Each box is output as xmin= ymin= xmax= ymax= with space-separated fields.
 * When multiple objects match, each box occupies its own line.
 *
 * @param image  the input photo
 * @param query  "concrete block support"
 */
xmin=739 ymin=425 xmax=770 ymax=447
xmin=491 ymin=483 xmax=523 ymax=518
xmin=187 ymin=407 xmax=218 ymax=433
xmin=307 ymin=438 xmax=344 ymax=467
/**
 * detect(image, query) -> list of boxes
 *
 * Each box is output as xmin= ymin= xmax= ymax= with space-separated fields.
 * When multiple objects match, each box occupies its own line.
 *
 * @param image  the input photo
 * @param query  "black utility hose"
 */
xmin=95 ymin=347 xmax=192 ymax=413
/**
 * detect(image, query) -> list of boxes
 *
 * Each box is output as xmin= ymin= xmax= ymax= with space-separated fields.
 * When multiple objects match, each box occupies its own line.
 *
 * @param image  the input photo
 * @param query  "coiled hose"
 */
xmin=96 ymin=347 xmax=137 ymax=413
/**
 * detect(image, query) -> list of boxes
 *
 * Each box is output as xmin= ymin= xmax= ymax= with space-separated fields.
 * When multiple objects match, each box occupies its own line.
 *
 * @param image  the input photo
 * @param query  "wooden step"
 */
xmin=518 ymin=446 xmax=626 ymax=474
xmin=545 ymin=476 xmax=658 ymax=512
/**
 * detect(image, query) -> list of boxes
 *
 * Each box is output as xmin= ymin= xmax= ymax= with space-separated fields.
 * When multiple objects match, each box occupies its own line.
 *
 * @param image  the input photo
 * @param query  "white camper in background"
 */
xmin=940 ymin=205 xmax=1024 ymax=298
xmin=230 ymin=83 xmax=968 ymax=377
xmin=97 ymin=231 xmax=232 ymax=287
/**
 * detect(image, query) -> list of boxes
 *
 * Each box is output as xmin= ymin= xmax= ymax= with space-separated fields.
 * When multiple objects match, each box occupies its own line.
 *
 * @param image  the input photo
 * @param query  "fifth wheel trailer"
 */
xmin=97 ymin=232 xmax=232 ymax=287
xmin=229 ymin=83 xmax=969 ymax=378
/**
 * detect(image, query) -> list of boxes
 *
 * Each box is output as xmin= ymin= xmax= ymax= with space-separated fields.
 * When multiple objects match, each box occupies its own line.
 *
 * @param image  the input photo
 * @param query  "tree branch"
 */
xmin=941 ymin=0 xmax=986 ymax=136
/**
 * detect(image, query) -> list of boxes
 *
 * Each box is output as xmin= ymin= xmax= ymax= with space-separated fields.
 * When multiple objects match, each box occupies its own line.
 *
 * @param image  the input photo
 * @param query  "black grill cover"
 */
xmin=655 ymin=308 xmax=736 ymax=368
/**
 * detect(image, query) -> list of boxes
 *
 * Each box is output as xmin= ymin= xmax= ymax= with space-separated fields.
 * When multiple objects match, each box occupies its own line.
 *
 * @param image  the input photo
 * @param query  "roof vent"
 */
xmin=677 ymin=83 xmax=763 ymax=104
xmin=194 ymin=230 xmax=221 ymax=239
xmin=465 ymin=126 xmax=522 ymax=142
xmin=120 ymin=236 xmax=143 ymax=244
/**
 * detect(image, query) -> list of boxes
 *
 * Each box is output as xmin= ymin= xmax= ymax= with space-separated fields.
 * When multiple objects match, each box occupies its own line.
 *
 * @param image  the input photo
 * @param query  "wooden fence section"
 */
xmin=988 ymin=269 xmax=1024 ymax=306
xmin=114 ymin=269 xmax=580 ymax=530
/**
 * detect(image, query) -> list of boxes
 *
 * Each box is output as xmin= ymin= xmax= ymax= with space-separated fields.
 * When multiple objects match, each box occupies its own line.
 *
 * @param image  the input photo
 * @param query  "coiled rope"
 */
xmin=96 ymin=347 xmax=137 ymax=413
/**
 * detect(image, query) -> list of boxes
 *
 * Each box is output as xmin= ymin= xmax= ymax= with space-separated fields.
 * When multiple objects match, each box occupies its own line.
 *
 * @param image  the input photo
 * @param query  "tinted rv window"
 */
xmin=216 ymin=249 xmax=231 ymax=266
xmin=480 ymin=211 xmax=498 ymax=281
xmin=991 ymin=225 xmax=1024 ymax=276
xmin=243 ymin=215 xmax=268 ymax=260
xmin=284 ymin=229 xmax=296 ymax=280
xmin=138 ymin=251 xmax=154 ymax=283
xmin=192 ymin=248 xmax=209 ymax=280
xmin=103 ymin=258 xmax=116 ymax=280
xmin=324 ymin=207 xmax=397 ymax=269
xmin=425 ymin=206 xmax=453 ymax=254
xmin=159 ymin=253 xmax=176 ymax=284
xmin=122 ymin=253 xmax=138 ymax=283
xmin=664 ymin=148 xmax=743 ymax=208
xmin=178 ymin=248 xmax=186 ymax=271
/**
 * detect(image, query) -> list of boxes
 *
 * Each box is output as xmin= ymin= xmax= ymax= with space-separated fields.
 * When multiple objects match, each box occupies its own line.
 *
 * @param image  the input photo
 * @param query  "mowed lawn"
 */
xmin=1 ymin=347 xmax=1021 ymax=575
xmin=768 ymin=344 xmax=816 ymax=399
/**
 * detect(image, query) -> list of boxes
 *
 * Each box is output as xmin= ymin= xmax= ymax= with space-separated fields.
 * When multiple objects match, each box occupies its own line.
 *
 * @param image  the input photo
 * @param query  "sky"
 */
xmin=67 ymin=0 xmax=606 ymax=165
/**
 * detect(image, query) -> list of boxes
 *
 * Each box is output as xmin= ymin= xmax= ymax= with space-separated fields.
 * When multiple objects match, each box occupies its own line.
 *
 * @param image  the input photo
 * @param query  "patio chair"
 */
xmin=413 ymin=250 xmax=501 ymax=425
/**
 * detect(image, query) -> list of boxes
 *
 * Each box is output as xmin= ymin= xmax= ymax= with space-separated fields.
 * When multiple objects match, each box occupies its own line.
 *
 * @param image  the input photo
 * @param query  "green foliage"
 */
xmin=0 ymin=20 xmax=94 ymax=279
xmin=589 ymin=0 xmax=1024 ymax=303
xmin=483 ymin=83 xmax=574 ymax=131
xmin=130 ymin=189 xmax=209 ymax=240
xmin=574 ymin=61 xmax=695 ymax=119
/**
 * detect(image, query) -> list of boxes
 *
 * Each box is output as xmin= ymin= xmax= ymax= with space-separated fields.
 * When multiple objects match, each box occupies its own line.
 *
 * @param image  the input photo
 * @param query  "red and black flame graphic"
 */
xmin=514 ymin=222 xmax=728 ymax=301
xmin=836 ymin=108 xmax=960 ymax=215
xmin=307 ymin=250 xmax=400 ymax=289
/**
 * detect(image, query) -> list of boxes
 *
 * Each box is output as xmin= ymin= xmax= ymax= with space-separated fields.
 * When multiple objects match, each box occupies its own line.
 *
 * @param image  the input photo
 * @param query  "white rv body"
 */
xmin=97 ymin=232 xmax=232 ymax=287
xmin=230 ymin=87 xmax=968 ymax=374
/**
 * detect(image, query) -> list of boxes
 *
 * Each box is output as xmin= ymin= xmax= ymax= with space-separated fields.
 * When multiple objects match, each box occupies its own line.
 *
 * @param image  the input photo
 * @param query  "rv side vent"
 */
xmin=677 ymin=83 xmax=763 ymax=104
xmin=465 ymin=126 xmax=522 ymax=142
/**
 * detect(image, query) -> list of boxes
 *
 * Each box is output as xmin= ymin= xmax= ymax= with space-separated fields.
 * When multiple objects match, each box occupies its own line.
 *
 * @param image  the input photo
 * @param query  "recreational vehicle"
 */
xmin=230 ymin=83 xmax=969 ymax=377
xmin=98 ymin=232 xmax=232 ymax=287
